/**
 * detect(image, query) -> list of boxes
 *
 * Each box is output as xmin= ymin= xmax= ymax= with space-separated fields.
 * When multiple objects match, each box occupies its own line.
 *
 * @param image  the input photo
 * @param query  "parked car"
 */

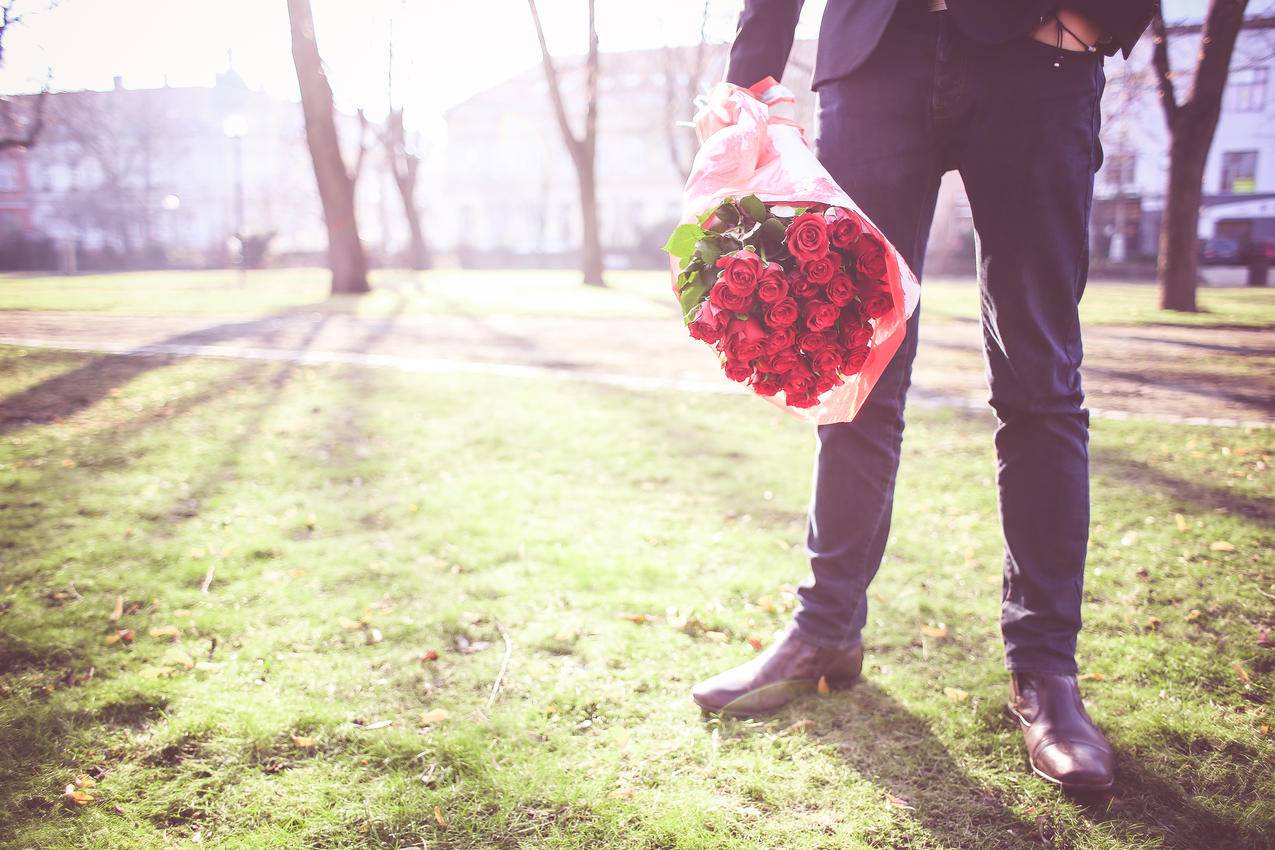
xmin=1200 ymin=237 xmax=1242 ymax=265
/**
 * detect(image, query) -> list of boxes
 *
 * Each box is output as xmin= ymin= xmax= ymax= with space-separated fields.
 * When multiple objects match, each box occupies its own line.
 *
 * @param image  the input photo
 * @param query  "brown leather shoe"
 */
xmin=1008 ymin=672 xmax=1115 ymax=792
xmin=691 ymin=625 xmax=863 ymax=716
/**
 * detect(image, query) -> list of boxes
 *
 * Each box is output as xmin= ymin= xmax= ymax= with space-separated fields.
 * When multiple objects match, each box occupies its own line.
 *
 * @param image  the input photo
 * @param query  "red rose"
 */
xmin=812 ymin=347 xmax=843 ymax=376
xmin=829 ymin=208 xmax=862 ymax=249
xmin=723 ymin=358 xmax=754 ymax=383
xmin=815 ymin=373 xmax=842 ymax=394
xmin=825 ymin=272 xmax=855 ymax=307
xmin=802 ymin=299 xmax=839 ymax=333
xmin=842 ymin=346 xmax=871 ymax=374
xmin=756 ymin=268 xmax=789 ymax=304
xmin=716 ymin=251 xmax=763 ymax=295
xmin=797 ymin=331 xmax=834 ymax=354
xmin=860 ymin=290 xmax=894 ymax=319
xmin=751 ymin=375 xmax=783 ymax=397
xmin=854 ymin=239 xmax=888 ymax=282
xmin=786 ymin=394 xmax=819 ymax=408
xmin=787 ymin=269 xmax=819 ymax=299
xmin=763 ymin=326 xmax=796 ymax=355
xmin=801 ymin=255 xmax=837 ymax=286
xmin=783 ymin=365 xmax=817 ymax=399
xmin=709 ymin=281 xmax=752 ymax=313
xmin=688 ymin=308 xmax=723 ymax=344
xmin=842 ymin=323 xmax=873 ymax=348
xmin=769 ymin=348 xmax=801 ymax=374
xmin=764 ymin=297 xmax=799 ymax=329
xmin=785 ymin=212 xmax=829 ymax=262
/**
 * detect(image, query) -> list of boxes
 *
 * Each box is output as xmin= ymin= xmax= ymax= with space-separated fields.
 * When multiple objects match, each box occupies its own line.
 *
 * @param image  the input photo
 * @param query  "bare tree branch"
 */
xmin=525 ymin=0 xmax=583 ymax=162
xmin=1150 ymin=7 xmax=1180 ymax=126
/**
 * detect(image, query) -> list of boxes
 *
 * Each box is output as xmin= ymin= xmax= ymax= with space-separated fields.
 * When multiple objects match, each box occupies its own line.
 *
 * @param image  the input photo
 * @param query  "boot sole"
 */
xmin=694 ymin=674 xmax=861 ymax=718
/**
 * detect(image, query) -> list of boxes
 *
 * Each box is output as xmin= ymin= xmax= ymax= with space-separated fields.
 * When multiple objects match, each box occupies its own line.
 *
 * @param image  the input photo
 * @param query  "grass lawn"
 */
xmin=0 ymin=346 xmax=1271 ymax=850
xmin=1 ymin=268 xmax=1273 ymax=329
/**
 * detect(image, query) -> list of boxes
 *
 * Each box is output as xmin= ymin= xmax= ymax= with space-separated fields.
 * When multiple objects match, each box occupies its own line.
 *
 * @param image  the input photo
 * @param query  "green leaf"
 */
xmin=739 ymin=194 xmax=768 ymax=223
xmin=695 ymin=238 xmax=722 ymax=267
xmin=663 ymin=223 xmax=706 ymax=260
xmin=757 ymin=217 xmax=787 ymax=254
xmin=679 ymin=282 xmax=708 ymax=323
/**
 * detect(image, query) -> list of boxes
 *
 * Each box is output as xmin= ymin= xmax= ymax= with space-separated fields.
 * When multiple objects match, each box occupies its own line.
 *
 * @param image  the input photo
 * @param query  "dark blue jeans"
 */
xmin=791 ymin=5 xmax=1106 ymax=675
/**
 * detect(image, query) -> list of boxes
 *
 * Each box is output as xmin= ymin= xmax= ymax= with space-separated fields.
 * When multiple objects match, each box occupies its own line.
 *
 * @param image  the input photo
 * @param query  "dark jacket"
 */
xmin=725 ymin=0 xmax=1155 ymax=90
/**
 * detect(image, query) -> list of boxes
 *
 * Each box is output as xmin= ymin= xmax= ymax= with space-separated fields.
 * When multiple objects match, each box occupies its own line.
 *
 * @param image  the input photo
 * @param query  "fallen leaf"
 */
xmin=148 ymin=626 xmax=181 ymax=640
xmin=74 ymin=774 xmax=96 ymax=789
xmin=817 ymin=676 xmax=830 ymax=695
xmin=607 ymin=786 xmax=634 ymax=799
xmin=1078 ymin=672 xmax=1106 ymax=681
xmin=703 ymin=630 xmax=728 ymax=642
xmin=108 ymin=595 xmax=123 ymax=622
xmin=920 ymin=623 xmax=949 ymax=639
xmin=357 ymin=719 xmax=393 ymax=730
xmin=433 ymin=805 xmax=447 ymax=827
xmin=748 ymin=637 xmax=764 ymax=652
xmin=105 ymin=629 xmax=134 ymax=645
xmin=419 ymin=709 xmax=449 ymax=725
xmin=884 ymin=792 xmax=913 ymax=810
xmin=291 ymin=735 xmax=316 ymax=748
xmin=1186 ymin=609 xmax=1202 ymax=622
xmin=1146 ymin=616 xmax=1162 ymax=631
xmin=618 ymin=612 xmax=654 ymax=624
xmin=1232 ymin=661 xmax=1251 ymax=684
xmin=782 ymin=718 xmax=813 ymax=735
xmin=1210 ymin=541 xmax=1236 ymax=552
xmin=63 ymin=785 xmax=93 ymax=806
xmin=943 ymin=687 xmax=969 ymax=702
xmin=1174 ymin=514 xmax=1188 ymax=532
xmin=340 ymin=619 xmax=366 ymax=631
xmin=419 ymin=649 xmax=440 ymax=662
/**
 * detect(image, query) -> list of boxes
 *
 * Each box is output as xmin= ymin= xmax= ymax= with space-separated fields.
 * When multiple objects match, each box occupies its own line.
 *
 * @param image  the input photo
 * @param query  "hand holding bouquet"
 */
xmin=666 ymin=77 xmax=920 ymax=424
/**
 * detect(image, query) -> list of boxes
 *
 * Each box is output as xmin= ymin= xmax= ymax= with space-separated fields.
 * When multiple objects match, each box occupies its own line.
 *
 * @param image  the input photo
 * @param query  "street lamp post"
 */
xmin=222 ymin=114 xmax=247 ymax=287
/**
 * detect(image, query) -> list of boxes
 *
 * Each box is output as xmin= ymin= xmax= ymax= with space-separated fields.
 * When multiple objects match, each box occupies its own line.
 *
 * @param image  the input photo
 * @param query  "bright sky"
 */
xmin=0 ymin=0 xmax=1210 ymax=135
xmin=0 ymin=1 xmax=797 ymax=131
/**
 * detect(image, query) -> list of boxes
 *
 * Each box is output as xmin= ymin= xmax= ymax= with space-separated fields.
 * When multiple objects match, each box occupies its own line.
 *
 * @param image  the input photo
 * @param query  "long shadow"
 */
xmin=1120 ymin=333 xmax=1275 ymax=358
xmin=0 ymin=308 xmax=332 ymax=435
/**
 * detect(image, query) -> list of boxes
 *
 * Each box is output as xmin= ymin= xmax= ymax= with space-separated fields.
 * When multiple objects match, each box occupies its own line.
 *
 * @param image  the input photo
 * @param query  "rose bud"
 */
xmin=709 ymin=281 xmax=752 ymax=313
xmin=802 ymin=299 xmax=839 ymax=333
xmin=764 ymin=297 xmax=799 ymax=329
xmin=829 ymin=208 xmax=862 ymax=249
xmin=769 ymin=348 xmax=801 ymax=374
xmin=797 ymin=331 xmax=834 ymax=354
xmin=785 ymin=212 xmax=830 ymax=262
xmin=751 ymin=375 xmax=783 ymax=397
xmin=715 ymin=251 xmax=763 ymax=296
xmin=756 ymin=268 xmax=790 ymax=304
xmin=825 ymin=272 xmax=855 ymax=307
xmin=723 ymin=358 xmax=754 ymax=383
xmin=763 ymin=326 xmax=796 ymax=355
xmin=812 ymin=348 xmax=842 ymax=376
xmin=860 ymin=290 xmax=893 ymax=319
xmin=801 ymin=255 xmax=837 ymax=286
xmin=843 ymin=346 xmax=871 ymax=374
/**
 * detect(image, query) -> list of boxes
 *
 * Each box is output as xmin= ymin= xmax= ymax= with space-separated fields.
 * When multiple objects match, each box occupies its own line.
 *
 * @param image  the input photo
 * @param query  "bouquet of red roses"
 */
xmin=666 ymin=194 xmax=897 ymax=409
xmin=666 ymin=77 xmax=919 ymax=424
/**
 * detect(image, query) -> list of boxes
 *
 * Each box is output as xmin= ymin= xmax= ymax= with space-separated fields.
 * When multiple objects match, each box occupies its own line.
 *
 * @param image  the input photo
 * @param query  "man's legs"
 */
xmin=956 ymin=38 xmax=1106 ymax=674
xmin=791 ymin=7 xmax=943 ymax=651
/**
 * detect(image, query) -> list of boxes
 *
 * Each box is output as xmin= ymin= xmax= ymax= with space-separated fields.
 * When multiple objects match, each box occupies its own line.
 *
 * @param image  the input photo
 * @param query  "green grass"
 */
xmin=1 ymin=268 xmax=1273 ymax=328
xmin=0 ymin=346 xmax=1271 ymax=849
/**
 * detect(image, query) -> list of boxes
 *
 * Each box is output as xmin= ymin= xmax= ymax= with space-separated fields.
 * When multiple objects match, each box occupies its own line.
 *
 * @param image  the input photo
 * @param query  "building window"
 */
xmin=1220 ymin=150 xmax=1257 ymax=194
xmin=1225 ymin=66 xmax=1268 ymax=113
xmin=1102 ymin=152 xmax=1136 ymax=189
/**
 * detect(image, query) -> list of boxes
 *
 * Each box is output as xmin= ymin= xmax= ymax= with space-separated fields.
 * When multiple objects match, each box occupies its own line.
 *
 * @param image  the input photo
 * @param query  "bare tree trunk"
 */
xmin=286 ymin=0 xmax=369 ymax=295
xmin=1151 ymin=0 xmax=1249 ymax=312
xmin=382 ymin=109 xmax=431 ymax=270
xmin=526 ymin=0 xmax=604 ymax=287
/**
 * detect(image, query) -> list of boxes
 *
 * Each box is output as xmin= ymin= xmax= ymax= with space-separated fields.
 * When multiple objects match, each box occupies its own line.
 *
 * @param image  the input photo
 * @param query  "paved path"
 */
xmin=0 ymin=310 xmax=1270 ymax=427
